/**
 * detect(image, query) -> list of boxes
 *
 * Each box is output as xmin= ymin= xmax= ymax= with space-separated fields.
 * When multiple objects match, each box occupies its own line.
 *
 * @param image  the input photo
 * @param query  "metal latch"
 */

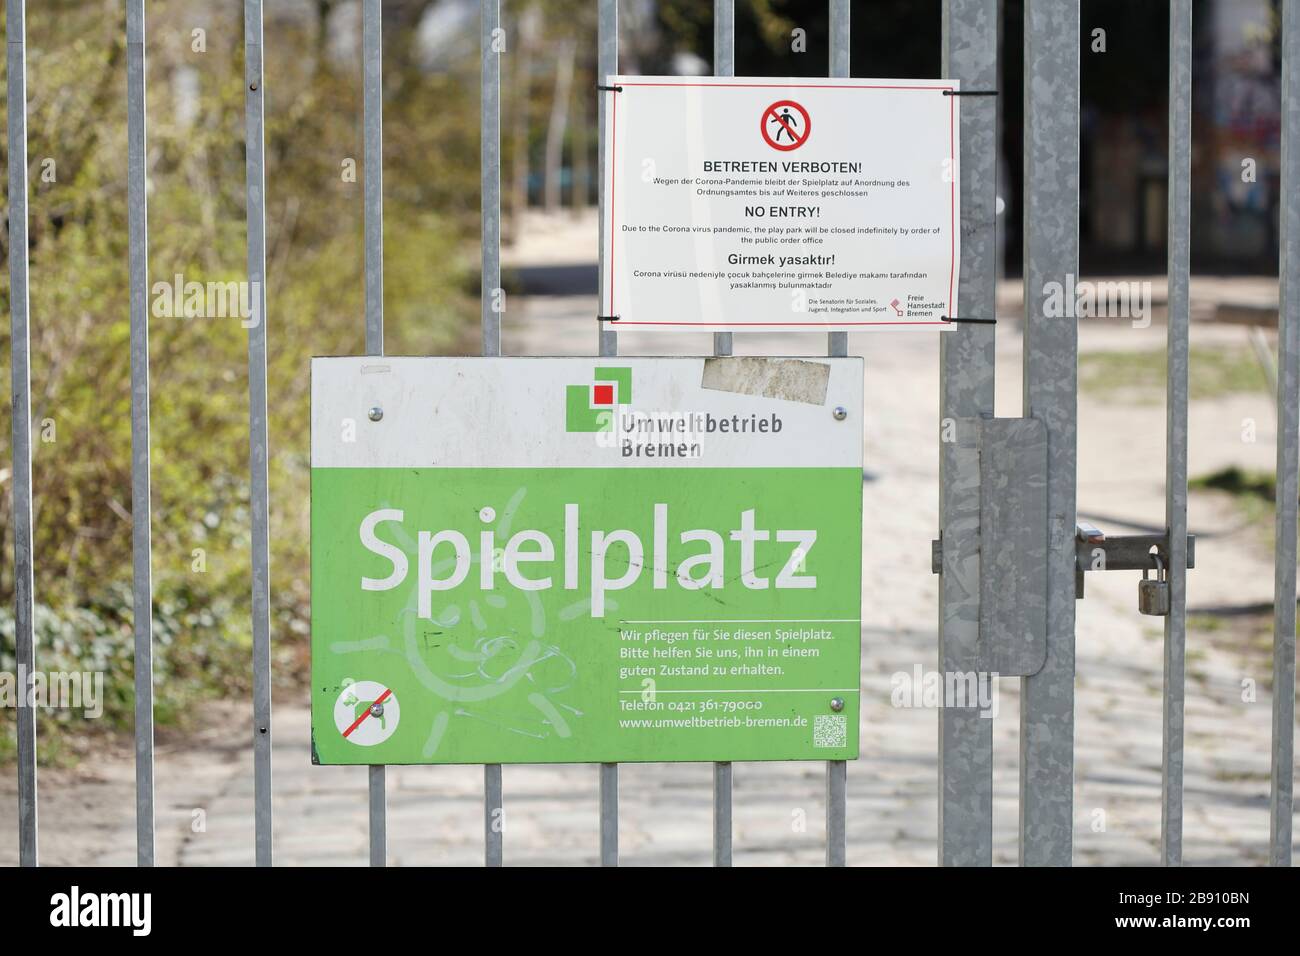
xmin=1073 ymin=522 xmax=1195 ymax=600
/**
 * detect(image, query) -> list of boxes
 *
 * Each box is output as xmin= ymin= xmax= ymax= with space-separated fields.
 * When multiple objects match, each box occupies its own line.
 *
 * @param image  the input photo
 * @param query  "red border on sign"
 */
xmin=605 ymin=82 xmax=957 ymax=327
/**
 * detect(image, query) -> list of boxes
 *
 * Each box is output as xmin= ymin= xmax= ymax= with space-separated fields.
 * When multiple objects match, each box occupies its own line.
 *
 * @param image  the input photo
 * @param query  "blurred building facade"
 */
xmin=272 ymin=0 xmax=1290 ymax=276
xmin=1080 ymin=0 xmax=1282 ymax=274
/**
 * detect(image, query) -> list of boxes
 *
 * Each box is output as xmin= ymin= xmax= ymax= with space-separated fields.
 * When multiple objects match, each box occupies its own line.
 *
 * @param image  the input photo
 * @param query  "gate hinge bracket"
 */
xmin=934 ymin=416 xmax=1049 ymax=677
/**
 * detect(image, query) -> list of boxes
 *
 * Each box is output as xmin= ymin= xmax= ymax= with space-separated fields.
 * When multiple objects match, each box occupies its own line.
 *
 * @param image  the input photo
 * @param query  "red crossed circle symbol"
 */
xmin=760 ymin=100 xmax=811 ymax=151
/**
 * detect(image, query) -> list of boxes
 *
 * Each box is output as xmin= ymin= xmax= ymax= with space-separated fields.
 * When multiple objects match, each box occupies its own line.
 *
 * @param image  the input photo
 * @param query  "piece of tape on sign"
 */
xmin=701 ymin=357 xmax=831 ymax=406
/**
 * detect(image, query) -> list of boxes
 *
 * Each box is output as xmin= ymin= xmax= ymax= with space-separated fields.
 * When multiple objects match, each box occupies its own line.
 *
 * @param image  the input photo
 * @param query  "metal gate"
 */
xmin=5 ymin=0 xmax=1297 ymax=867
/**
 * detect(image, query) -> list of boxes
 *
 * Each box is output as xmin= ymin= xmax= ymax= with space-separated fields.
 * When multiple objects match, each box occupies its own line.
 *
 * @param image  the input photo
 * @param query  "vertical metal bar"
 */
xmin=1271 ymin=0 xmax=1300 ymax=869
xmin=707 ymin=0 xmax=736 ymax=867
xmin=1020 ymin=0 xmax=1079 ymax=867
xmin=828 ymin=0 xmax=849 ymax=76
xmin=362 ymin=0 xmax=387 ymax=868
xmin=822 ymin=0 xmax=852 ymax=867
xmin=243 ymin=0 xmax=274 ymax=868
xmin=597 ymin=0 xmax=618 ymax=361
xmin=364 ymin=0 xmax=384 ymax=356
xmin=597 ymin=0 xmax=620 ymax=867
xmin=5 ymin=0 xmax=37 ymax=869
xmin=937 ymin=0 xmax=997 ymax=868
xmin=827 ymin=0 xmax=850 ymax=359
xmin=480 ymin=0 xmax=504 ymax=869
xmin=125 ymin=0 xmax=155 ymax=868
xmin=1161 ymin=0 xmax=1192 ymax=868
xmin=598 ymin=762 xmax=618 ymax=866
xmin=825 ymin=757 xmax=846 ymax=866
xmin=712 ymin=0 xmax=734 ymax=359
xmin=484 ymin=764 xmax=503 ymax=866
xmin=367 ymin=765 xmax=385 ymax=866
xmin=712 ymin=762 xmax=732 ymax=866
xmin=712 ymin=1 xmax=733 ymax=79
xmin=482 ymin=0 xmax=502 ymax=358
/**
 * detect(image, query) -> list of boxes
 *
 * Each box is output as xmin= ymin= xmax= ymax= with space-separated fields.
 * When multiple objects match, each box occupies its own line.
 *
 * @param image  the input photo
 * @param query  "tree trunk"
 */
xmin=543 ymin=38 xmax=576 ymax=212
xmin=506 ymin=4 xmax=537 ymax=244
xmin=571 ymin=65 xmax=590 ymax=215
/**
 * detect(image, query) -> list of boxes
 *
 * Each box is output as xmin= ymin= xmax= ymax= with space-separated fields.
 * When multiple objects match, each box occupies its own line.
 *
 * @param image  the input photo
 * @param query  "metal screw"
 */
xmin=829 ymin=697 xmax=844 ymax=712
xmin=833 ymin=406 xmax=848 ymax=421
xmin=368 ymin=406 xmax=383 ymax=422
xmin=249 ymin=81 xmax=258 ymax=91
xmin=370 ymin=702 xmax=385 ymax=718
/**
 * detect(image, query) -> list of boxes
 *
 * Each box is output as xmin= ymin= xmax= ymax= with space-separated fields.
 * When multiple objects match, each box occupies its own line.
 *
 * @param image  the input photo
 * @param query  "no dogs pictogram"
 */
xmin=761 ymin=100 xmax=811 ymax=151
xmin=334 ymin=679 xmax=400 ymax=746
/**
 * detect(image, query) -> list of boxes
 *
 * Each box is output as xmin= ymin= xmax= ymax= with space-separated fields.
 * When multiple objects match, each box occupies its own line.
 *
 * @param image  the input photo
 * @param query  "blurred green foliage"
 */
xmin=1079 ymin=345 xmax=1272 ymax=404
xmin=1191 ymin=466 xmax=1278 ymax=503
xmin=0 ymin=0 xmax=845 ymax=760
xmin=0 ymin=0 xmax=481 ymax=752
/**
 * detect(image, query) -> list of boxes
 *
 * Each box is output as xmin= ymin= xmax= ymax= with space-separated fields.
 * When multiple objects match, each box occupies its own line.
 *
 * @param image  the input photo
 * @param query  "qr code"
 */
xmin=813 ymin=714 xmax=847 ymax=749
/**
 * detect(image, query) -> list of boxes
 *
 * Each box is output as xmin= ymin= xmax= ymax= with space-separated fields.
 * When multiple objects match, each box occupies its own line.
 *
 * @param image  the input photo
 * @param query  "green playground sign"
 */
xmin=310 ymin=356 xmax=863 ymax=764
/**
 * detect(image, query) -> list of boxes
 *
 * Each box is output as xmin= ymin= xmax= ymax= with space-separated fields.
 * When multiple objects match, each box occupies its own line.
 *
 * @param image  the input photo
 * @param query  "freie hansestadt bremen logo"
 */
xmin=566 ymin=366 xmax=631 ymax=432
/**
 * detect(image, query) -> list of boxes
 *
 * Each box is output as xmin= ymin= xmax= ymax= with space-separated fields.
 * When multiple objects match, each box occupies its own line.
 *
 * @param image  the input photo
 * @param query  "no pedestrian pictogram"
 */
xmin=761 ymin=100 xmax=811 ymax=151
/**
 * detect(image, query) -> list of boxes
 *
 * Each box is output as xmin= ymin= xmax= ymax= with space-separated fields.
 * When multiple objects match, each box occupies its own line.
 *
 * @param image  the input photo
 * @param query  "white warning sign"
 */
xmin=600 ymin=75 xmax=961 ymax=332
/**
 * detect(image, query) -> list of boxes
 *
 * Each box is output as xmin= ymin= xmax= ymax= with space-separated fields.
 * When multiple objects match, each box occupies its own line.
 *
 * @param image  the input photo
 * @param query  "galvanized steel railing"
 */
xmin=6 ymin=0 xmax=36 ymax=872
xmin=4 ymin=0 xmax=1297 ymax=868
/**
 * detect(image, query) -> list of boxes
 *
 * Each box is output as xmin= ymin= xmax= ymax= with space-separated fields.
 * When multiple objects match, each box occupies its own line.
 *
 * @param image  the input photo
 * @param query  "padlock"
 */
xmin=1138 ymin=554 xmax=1171 ymax=616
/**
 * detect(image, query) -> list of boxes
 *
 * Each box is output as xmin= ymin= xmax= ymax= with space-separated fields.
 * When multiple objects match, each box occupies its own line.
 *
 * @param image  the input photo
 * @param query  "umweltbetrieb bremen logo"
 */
xmin=565 ymin=366 xmax=632 ymax=432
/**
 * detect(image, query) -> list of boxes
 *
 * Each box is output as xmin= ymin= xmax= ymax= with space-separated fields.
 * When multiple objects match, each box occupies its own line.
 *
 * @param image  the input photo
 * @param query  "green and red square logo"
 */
xmin=565 ymin=366 xmax=631 ymax=432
